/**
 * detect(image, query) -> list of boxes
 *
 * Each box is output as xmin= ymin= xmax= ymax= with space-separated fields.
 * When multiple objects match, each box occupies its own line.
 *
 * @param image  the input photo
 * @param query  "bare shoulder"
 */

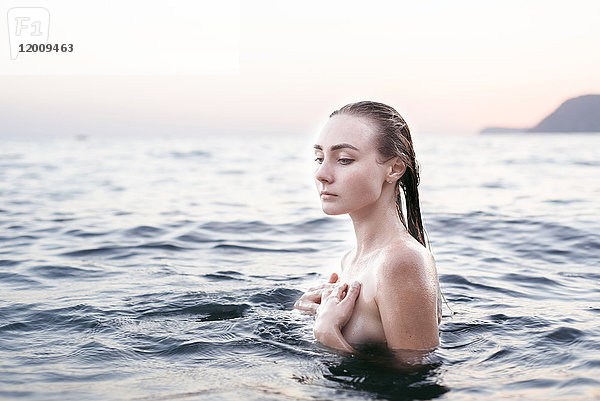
xmin=374 ymin=237 xmax=440 ymax=349
xmin=374 ymin=238 xmax=438 ymax=304
xmin=377 ymin=239 xmax=436 ymax=282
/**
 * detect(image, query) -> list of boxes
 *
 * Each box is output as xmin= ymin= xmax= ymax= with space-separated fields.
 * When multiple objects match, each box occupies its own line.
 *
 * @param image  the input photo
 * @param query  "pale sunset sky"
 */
xmin=1 ymin=0 xmax=599 ymax=136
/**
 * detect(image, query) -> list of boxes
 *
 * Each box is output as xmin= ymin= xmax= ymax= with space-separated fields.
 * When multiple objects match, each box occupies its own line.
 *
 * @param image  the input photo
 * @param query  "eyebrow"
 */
xmin=313 ymin=143 xmax=360 ymax=152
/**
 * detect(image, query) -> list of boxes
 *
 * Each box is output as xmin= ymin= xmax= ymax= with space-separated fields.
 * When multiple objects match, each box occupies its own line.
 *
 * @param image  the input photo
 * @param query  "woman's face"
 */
xmin=314 ymin=114 xmax=391 ymax=216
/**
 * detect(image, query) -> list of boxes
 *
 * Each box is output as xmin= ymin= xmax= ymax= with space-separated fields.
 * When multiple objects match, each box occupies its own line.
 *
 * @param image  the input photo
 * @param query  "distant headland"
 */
xmin=480 ymin=94 xmax=600 ymax=134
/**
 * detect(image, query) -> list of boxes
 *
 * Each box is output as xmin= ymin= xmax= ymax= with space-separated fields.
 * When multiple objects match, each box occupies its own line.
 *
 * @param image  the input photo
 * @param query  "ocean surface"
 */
xmin=1 ymin=132 xmax=599 ymax=401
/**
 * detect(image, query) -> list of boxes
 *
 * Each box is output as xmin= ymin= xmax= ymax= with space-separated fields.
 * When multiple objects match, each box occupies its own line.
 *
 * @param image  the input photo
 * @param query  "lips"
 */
xmin=320 ymin=191 xmax=337 ymax=200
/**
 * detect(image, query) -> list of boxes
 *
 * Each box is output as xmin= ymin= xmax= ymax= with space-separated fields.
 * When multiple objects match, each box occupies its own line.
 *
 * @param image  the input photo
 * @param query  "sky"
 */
xmin=1 ymin=0 xmax=599 ymax=137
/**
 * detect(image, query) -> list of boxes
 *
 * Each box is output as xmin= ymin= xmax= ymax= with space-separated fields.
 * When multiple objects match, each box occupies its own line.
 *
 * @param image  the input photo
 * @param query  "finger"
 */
xmin=301 ymin=286 xmax=337 ymax=306
xmin=340 ymin=281 xmax=361 ymax=306
xmin=328 ymin=272 xmax=339 ymax=283
xmin=304 ymin=290 xmax=323 ymax=303
xmin=293 ymin=299 xmax=319 ymax=314
xmin=321 ymin=288 xmax=333 ymax=303
xmin=330 ymin=283 xmax=348 ymax=299
xmin=293 ymin=299 xmax=307 ymax=310
xmin=308 ymin=281 xmax=337 ymax=292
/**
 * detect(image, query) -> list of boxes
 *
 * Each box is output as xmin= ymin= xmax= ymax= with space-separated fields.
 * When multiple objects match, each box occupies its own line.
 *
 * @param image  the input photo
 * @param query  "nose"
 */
xmin=315 ymin=161 xmax=333 ymax=184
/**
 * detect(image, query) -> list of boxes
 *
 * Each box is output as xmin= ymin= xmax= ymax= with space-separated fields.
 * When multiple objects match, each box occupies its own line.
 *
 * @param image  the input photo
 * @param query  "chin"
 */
xmin=321 ymin=205 xmax=346 ymax=215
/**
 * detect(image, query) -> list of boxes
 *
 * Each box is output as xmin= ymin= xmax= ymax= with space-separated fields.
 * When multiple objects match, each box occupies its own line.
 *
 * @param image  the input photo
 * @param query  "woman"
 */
xmin=294 ymin=101 xmax=442 ymax=354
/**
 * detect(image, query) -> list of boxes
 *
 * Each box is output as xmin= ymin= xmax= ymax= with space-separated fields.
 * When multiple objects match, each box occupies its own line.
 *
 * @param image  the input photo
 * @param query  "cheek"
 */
xmin=345 ymin=170 xmax=383 ymax=201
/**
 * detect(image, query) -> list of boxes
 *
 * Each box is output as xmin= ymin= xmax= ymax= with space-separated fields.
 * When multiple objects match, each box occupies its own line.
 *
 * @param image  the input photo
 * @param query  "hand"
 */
xmin=315 ymin=281 xmax=361 ymax=332
xmin=293 ymin=272 xmax=339 ymax=313
xmin=313 ymin=281 xmax=361 ymax=353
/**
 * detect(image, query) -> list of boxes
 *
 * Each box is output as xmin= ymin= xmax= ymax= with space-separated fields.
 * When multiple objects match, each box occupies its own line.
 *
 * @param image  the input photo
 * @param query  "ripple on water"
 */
xmin=63 ymin=229 xmax=113 ymax=238
xmin=292 ymin=217 xmax=336 ymax=233
xmin=28 ymin=264 xmax=106 ymax=279
xmin=249 ymin=288 xmax=302 ymax=310
xmin=0 ymin=259 xmax=21 ymax=267
xmin=139 ymin=302 xmax=251 ymax=322
xmin=60 ymin=246 xmax=131 ymax=257
xmin=320 ymin=347 xmax=449 ymax=401
xmin=158 ymin=339 xmax=228 ymax=357
xmin=501 ymin=272 xmax=565 ymax=288
xmin=0 ymin=271 xmax=41 ymax=286
xmin=123 ymin=225 xmax=164 ymax=238
xmin=254 ymin=314 xmax=307 ymax=347
xmin=60 ymin=242 xmax=189 ymax=258
xmin=487 ymin=313 xmax=550 ymax=329
xmin=169 ymin=150 xmax=211 ymax=159
xmin=68 ymin=340 xmax=140 ymax=364
xmin=203 ymin=270 xmax=245 ymax=281
xmin=213 ymin=243 xmax=317 ymax=253
xmin=199 ymin=220 xmax=282 ymax=235
xmin=441 ymin=274 xmax=526 ymax=298
xmin=137 ymin=241 xmax=189 ymax=251
xmin=176 ymin=232 xmax=223 ymax=244
xmin=0 ymin=304 xmax=107 ymax=334
xmin=479 ymin=345 xmax=516 ymax=363
xmin=540 ymin=326 xmax=585 ymax=346
xmin=431 ymin=212 xmax=600 ymax=266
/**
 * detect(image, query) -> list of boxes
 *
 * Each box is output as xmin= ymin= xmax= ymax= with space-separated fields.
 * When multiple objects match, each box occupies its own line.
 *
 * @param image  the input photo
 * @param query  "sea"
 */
xmin=1 ymin=131 xmax=599 ymax=401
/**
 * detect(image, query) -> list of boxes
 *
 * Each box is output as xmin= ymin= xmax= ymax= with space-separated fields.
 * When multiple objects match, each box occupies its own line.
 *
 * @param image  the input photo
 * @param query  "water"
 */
xmin=1 ymin=132 xmax=599 ymax=400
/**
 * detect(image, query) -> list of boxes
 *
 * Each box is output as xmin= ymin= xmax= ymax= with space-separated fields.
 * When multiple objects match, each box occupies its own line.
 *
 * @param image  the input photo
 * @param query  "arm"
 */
xmin=376 ymin=252 xmax=440 ymax=350
xmin=313 ymin=281 xmax=361 ymax=353
xmin=294 ymin=272 xmax=339 ymax=313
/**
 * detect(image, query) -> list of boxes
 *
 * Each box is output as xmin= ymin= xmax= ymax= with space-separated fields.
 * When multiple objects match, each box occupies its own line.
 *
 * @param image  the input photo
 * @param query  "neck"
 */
xmin=348 ymin=186 xmax=409 ymax=259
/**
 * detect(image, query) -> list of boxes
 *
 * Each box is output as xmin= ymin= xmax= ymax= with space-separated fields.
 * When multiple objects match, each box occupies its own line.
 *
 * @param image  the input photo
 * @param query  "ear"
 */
xmin=388 ymin=157 xmax=406 ymax=182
